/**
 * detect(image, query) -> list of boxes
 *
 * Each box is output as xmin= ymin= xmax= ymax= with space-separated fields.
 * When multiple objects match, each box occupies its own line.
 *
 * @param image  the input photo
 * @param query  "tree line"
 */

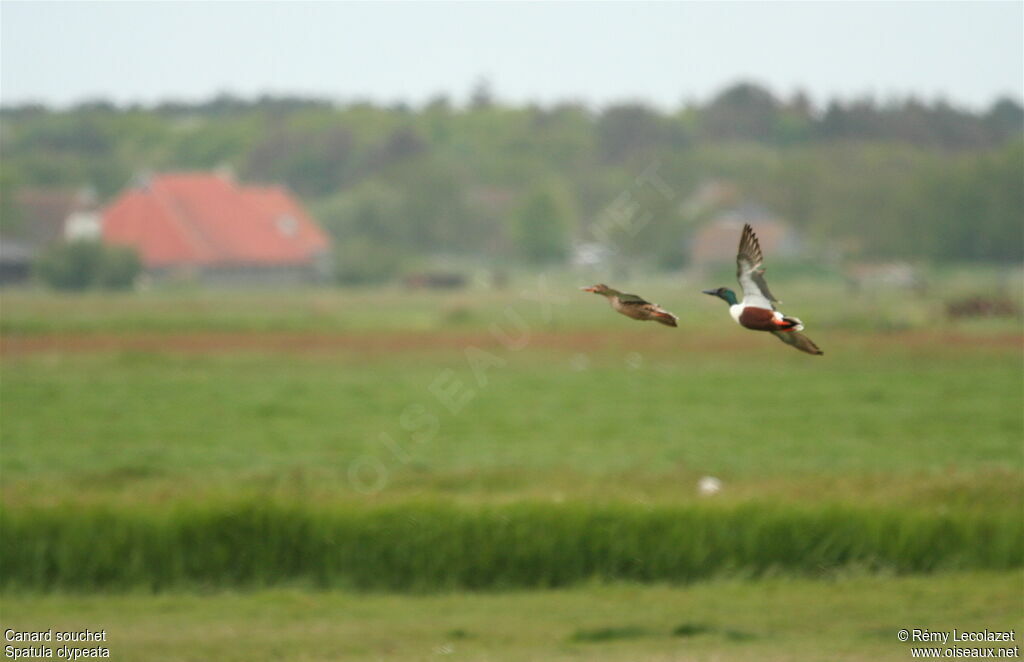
xmin=2 ymin=81 xmax=1021 ymax=281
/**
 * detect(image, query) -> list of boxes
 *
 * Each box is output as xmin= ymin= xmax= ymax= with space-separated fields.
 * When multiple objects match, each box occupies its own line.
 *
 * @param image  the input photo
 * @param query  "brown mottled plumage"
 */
xmin=581 ymin=284 xmax=678 ymax=327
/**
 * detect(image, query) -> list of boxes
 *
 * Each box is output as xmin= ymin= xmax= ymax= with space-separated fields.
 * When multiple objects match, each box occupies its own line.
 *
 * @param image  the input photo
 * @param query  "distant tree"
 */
xmin=815 ymin=94 xmax=1015 ymax=148
xmin=423 ymin=95 xmax=454 ymax=144
xmin=819 ymin=101 xmax=849 ymax=139
xmin=931 ymin=140 xmax=1024 ymax=262
xmin=396 ymin=160 xmax=474 ymax=251
xmin=73 ymin=99 xmax=117 ymax=114
xmin=985 ymin=97 xmax=1024 ymax=141
xmin=470 ymin=78 xmax=494 ymax=110
xmin=776 ymin=91 xmax=815 ymax=144
xmin=597 ymin=103 xmax=666 ymax=161
xmin=24 ymin=114 xmax=115 ymax=155
xmin=253 ymin=94 xmax=334 ymax=117
xmin=370 ymin=127 xmax=427 ymax=171
xmin=314 ymin=181 xmax=405 ymax=244
xmin=0 ymin=103 xmax=48 ymax=119
xmin=788 ymin=91 xmax=814 ymax=118
xmin=0 ymin=165 xmax=22 ymax=234
xmin=3 ymin=85 xmax=1023 ymax=268
xmin=424 ymin=95 xmax=452 ymax=114
xmin=333 ymin=237 xmax=406 ymax=285
xmin=700 ymin=82 xmax=781 ymax=142
xmin=244 ymin=125 xmax=356 ymax=195
xmin=196 ymin=92 xmax=250 ymax=117
xmin=511 ymin=183 xmax=575 ymax=264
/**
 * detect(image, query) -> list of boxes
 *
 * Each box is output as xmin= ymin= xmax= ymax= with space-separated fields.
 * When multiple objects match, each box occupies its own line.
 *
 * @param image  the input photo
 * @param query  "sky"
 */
xmin=1 ymin=1 xmax=1022 ymax=111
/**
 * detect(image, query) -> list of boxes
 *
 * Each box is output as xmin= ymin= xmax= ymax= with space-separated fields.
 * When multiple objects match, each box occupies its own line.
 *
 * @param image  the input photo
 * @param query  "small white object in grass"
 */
xmin=698 ymin=476 xmax=722 ymax=496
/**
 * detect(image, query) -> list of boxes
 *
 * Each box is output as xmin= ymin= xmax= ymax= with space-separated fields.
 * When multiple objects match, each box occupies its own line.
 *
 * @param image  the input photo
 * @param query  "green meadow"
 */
xmin=1 ymin=273 xmax=1021 ymax=659
xmin=1 ymin=336 xmax=1020 ymax=506
xmin=3 ymin=573 xmax=1022 ymax=662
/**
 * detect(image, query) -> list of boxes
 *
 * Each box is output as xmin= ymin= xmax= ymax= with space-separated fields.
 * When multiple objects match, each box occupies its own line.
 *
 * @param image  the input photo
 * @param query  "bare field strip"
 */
xmin=2 ymin=329 xmax=1021 ymax=357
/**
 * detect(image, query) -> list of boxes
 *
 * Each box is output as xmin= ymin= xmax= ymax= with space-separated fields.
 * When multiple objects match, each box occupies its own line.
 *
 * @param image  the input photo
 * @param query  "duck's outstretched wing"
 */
xmin=771 ymin=330 xmax=823 ymax=355
xmin=619 ymin=292 xmax=678 ymax=327
xmin=616 ymin=292 xmax=650 ymax=304
xmin=736 ymin=223 xmax=779 ymax=309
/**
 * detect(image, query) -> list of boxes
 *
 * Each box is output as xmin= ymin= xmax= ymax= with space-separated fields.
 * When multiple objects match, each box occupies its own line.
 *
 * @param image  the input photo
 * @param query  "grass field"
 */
xmin=3 ymin=572 xmax=1022 ymax=661
xmin=1 ymin=273 xmax=1021 ymax=658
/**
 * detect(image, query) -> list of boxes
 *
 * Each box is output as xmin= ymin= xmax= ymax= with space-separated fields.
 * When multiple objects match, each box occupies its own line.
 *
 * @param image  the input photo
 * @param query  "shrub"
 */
xmin=33 ymin=240 xmax=140 ymax=291
xmin=333 ymin=238 xmax=406 ymax=285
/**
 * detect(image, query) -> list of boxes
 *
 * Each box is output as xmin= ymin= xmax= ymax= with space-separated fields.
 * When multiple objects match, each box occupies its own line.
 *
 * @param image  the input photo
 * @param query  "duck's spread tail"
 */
xmin=652 ymin=311 xmax=678 ymax=327
xmin=773 ymin=315 xmax=804 ymax=332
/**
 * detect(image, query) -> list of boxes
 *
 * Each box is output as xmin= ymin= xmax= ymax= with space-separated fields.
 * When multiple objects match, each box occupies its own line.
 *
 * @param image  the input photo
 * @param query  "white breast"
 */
xmin=729 ymin=304 xmax=745 ymax=324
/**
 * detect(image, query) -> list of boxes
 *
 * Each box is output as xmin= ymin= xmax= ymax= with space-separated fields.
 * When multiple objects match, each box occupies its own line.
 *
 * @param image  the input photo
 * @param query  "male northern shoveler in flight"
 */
xmin=702 ymin=224 xmax=823 ymax=355
xmin=581 ymin=284 xmax=679 ymax=327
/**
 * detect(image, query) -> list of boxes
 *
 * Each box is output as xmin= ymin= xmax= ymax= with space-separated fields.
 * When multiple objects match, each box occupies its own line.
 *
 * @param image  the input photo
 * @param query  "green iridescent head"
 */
xmin=702 ymin=287 xmax=738 ymax=305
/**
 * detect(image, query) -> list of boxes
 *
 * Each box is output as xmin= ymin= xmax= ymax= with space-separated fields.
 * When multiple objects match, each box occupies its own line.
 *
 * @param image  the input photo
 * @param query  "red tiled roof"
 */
xmin=242 ymin=185 xmax=330 ymax=259
xmin=101 ymin=173 xmax=329 ymax=268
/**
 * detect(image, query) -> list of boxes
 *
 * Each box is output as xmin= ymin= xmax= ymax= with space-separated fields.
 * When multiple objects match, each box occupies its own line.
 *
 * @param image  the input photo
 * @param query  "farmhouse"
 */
xmin=101 ymin=172 xmax=331 ymax=284
xmin=690 ymin=205 xmax=801 ymax=267
xmin=0 ymin=187 xmax=101 ymax=285
xmin=14 ymin=187 xmax=101 ymax=246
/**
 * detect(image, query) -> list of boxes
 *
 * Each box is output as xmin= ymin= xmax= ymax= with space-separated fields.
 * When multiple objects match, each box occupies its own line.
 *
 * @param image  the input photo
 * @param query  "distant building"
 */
xmin=844 ymin=262 xmax=923 ymax=294
xmin=101 ymin=172 xmax=331 ymax=284
xmin=1 ymin=187 xmax=100 ymax=285
xmin=0 ymin=237 xmax=37 ymax=285
xmin=14 ymin=187 xmax=100 ymax=245
xmin=571 ymin=241 xmax=613 ymax=268
xmin=65 ymin=209 xmax=103 ymax=241
xmin=681 ymin=179 xmax=740 ymax=217
xmin=690 ymin=206 xmax=801 ymax=267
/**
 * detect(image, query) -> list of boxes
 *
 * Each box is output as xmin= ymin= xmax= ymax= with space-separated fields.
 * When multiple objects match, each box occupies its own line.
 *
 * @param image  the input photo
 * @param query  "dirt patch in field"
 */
xmin=0 ymin=330 xmax=689 ymax=356
xmin=1 ymin=329 xmax=1020 ymax=357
